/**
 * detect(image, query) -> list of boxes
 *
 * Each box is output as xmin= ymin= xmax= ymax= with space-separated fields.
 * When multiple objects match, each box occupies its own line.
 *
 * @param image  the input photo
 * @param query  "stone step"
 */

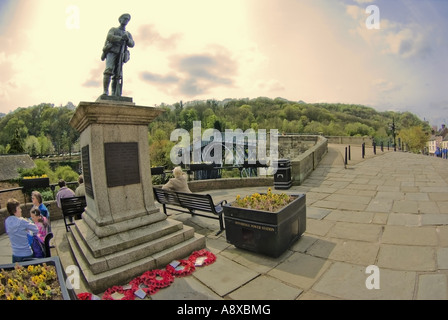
xmin=68 ymin=219 xmax=196 ymax=274
xmin=72 ymin=215 xmax=184 ymax=258
xmin=66 ymin=227 xmax=205 ymax=294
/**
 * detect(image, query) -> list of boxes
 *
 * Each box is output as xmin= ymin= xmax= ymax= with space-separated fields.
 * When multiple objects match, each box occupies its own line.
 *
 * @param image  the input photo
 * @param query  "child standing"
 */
xmin=30 ymin=207 xmax=48 ymax=242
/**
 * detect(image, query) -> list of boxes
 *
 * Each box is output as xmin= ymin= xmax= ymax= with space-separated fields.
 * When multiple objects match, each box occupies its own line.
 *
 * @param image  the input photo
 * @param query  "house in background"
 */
xmin=427 ymin=136 xmax=437 ymax=156
xmin=427 ymin=124 xmax=448 ymax=157
xmin=442 ymin=135 xmax=448 ymax=159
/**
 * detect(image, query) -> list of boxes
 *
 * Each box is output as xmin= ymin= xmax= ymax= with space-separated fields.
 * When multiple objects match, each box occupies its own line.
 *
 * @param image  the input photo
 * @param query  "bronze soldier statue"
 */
xmin=101 ymin=13 xmax=135 ymax=97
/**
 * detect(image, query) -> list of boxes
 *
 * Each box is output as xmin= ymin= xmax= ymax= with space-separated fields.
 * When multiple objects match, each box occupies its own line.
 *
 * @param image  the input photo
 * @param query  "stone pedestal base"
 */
xmin=67 ymin=218 xmax=205 ymax=293
xmin=68 ymin=99 xmax=205 ymax=294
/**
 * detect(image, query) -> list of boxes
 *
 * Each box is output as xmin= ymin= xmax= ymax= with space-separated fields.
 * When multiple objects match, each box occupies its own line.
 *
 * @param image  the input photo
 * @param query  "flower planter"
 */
xmin=22 ymin=177 xmax=50 ymax=192
xmin=0 ymin=256 xmax=77 ymax=300
xmin=223 ymin=193 xmax=306 ymax=257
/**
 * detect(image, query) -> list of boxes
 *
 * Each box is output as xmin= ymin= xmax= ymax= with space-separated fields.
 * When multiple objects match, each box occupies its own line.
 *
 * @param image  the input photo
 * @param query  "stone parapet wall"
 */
xmin=278 ymin=135 xmax=317 ymax=159
xmin=325 ymin=136 xmax=372 ymax=145
xmin=157 ymin=176 xmax=274 ymax=193
xmin=290 ymin=135 xmax=328 ymax=185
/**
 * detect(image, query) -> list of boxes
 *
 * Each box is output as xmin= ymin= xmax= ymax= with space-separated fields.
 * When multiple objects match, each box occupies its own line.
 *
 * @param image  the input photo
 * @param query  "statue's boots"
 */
xmin=111 ymin=79 xmax=117 ymax=96
xmin=103 ymin=75 xmax=111 ymax=96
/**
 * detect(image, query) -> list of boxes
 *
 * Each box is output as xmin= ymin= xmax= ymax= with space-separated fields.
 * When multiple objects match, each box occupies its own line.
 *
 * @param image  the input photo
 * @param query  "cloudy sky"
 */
xmin=1 ymin=0 xmax=447 ymax=127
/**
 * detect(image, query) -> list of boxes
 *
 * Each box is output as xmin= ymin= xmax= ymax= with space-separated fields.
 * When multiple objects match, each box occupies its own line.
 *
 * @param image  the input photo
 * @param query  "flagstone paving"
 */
xmin=1 ymin=144 xmax=448 ymax=300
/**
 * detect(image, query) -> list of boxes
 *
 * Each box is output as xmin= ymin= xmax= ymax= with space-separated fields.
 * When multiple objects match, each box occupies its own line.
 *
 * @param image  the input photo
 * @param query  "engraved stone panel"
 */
xmin=81 ymin=145 xmax=94 ymax=199
xmin=104 ymin=142 xmax=140 ymax=187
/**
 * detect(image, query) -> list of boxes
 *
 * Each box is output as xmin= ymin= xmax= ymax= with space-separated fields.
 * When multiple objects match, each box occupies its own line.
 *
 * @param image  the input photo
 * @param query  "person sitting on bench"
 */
xmin=162 ymin=166 xmax=191 ymax=193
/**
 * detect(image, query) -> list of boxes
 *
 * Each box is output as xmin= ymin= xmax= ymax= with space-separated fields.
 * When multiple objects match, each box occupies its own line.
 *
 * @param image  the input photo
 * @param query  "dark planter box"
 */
xmin=223 ymin=193 xmax=306 ymax=257
xmin=22 ymin=177 xmax=50 ymax=192
xmin=0 ymin=256 xmax=77 ymax=300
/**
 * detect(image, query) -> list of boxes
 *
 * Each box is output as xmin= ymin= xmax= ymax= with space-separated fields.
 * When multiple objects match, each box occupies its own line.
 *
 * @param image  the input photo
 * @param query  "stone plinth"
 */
xmin=68 ymin=99 xmax=205 ymax=293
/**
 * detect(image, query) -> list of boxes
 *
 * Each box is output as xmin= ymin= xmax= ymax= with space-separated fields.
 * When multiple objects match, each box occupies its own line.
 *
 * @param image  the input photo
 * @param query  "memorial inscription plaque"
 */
xmin=81 ymin=145 xmax=94 ymax=199
xmin=104 ymin=142 xmax=140 ymax=187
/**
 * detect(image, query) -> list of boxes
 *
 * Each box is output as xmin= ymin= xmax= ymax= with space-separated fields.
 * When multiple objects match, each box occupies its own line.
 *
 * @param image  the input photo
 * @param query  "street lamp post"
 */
xmin=390 ymin=117 xmax=397 ymax=152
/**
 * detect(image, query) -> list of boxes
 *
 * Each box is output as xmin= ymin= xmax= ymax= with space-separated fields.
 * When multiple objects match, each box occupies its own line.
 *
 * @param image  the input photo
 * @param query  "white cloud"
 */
xmin=0 ymin=0 xmax=447 ymax=128
xmin=346 ymin=4 xmax=434 ymax=60
xmin=372 ymin=78 xmax=402 ymax=94
xmin=255 ymin=79 xmax=285 ymax=92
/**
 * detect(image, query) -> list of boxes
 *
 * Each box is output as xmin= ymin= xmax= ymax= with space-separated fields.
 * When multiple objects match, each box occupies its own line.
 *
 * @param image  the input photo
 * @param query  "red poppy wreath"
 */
xmin=166 ymin=259 xmax=195 ymax=277
xmin=188 ymin=249 xmax=216 ymax=267
xmin=140 ymin=269 xmax=174 ymax=289
xmin=102 ymin=285 xmax=135 ymax=300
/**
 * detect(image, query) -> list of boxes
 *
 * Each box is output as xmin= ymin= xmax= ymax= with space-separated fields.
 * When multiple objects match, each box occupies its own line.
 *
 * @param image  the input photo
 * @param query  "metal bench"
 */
xmin=153 ymin=187 xmax=226 ymax=235
xmin=44 ymin=232 xmax=54 ymax=257
xmin=60 ymin=196 xmax=86 ymax=232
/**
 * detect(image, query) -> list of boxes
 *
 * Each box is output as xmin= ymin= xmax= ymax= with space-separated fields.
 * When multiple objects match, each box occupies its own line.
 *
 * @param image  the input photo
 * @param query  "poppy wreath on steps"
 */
xmin=129 ymin=275 xmax=160 ymax=296
xmin=77 ymin=292 xmax=93 ymax=300
xmin=102 ymin=285 xmax=135 ymax=300
xmin=188 ymin=249 xmax=217 ymax=266
xmin=166 ymin=259 xmax=195 ymax=277
xmin=140 ymin=269 xmax=174 ymax=289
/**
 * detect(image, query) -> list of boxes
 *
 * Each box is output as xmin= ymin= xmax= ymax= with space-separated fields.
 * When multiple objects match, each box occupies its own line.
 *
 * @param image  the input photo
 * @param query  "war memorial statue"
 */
xmin=67 ymin=12 xmax=205 ymax=293
xmin=101 ymin=13 xmax=135 ymax=97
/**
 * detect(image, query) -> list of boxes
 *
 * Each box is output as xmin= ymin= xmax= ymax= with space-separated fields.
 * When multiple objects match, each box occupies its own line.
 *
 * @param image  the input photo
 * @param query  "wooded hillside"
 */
xmin=0 ymin=97 xmax=431 ymax=160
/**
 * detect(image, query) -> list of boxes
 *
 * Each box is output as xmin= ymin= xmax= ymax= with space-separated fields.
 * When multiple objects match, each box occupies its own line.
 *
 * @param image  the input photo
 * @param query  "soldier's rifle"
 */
xmin=115 ymin=39 xmax=127 ymax=96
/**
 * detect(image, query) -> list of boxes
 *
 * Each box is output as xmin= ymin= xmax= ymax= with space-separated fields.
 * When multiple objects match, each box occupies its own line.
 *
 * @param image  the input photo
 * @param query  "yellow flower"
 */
xmin=233 ymin=188 xmax=294 ymax=212
xmin=31 ymin=275 xmax=41 ymax=284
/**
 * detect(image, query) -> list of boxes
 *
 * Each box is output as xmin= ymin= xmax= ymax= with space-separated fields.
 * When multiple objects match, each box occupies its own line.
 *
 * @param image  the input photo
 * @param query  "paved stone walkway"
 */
xmin=1 ymin=144 xmax=447 ymax=300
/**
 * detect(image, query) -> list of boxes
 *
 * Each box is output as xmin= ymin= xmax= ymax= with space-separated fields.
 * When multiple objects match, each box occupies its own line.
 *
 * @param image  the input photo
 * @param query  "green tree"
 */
xmin=0 ymin=117 xmax=28 ymax=146
xmin=202 ymin=109 xmax=219 ymax=129
xmin=149 ymin=139 xmax=175 ymax=168
xmin=344 ymin=122 xmax=374 ymax=136
xmin=397 ymin=126 xmax=428 ymax=153
xmin=54 ymin=165 xmax=79 ymax=182
xmin=284 ymin=105 xmax=300 ymax=121
xmin=304 ymin=121 xmax=325 ymax=134
xmin=24 ymin=135 xmax=40 ymax=156
xmin=9 ymin=128 xmax=25 ymax=154
xmin=37 ymin=134 xmax=55 ymax=155
xmin=179 ymin=108 xmax=199 ymax=131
